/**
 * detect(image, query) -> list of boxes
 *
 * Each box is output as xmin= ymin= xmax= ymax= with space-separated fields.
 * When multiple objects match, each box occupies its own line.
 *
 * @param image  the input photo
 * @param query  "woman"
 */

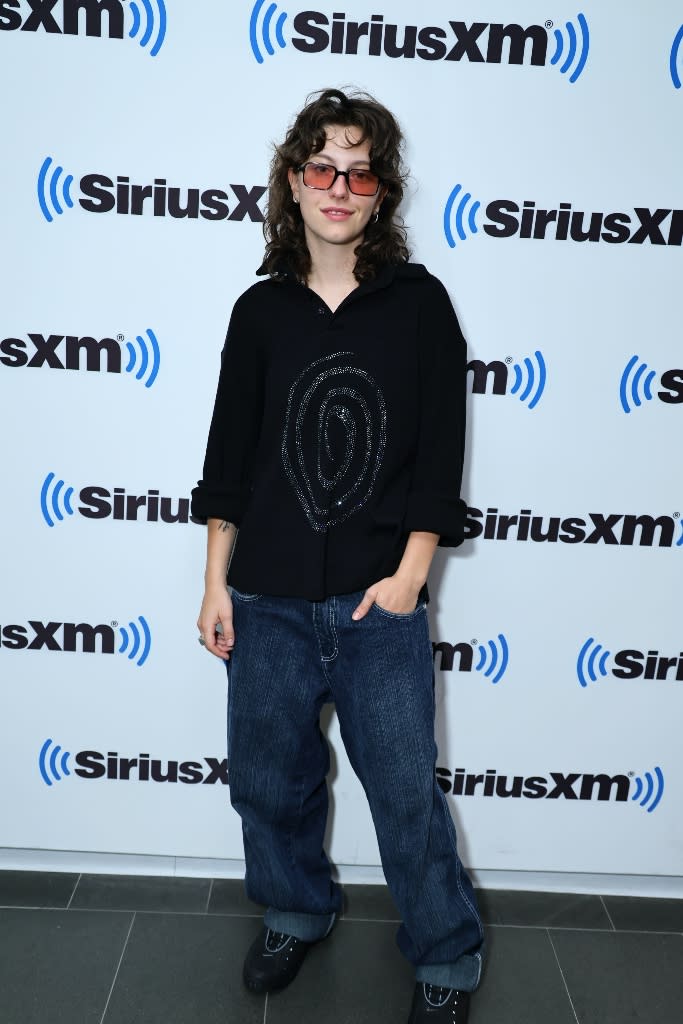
xmin=191 ymin=88 xmax=483 ymax=1024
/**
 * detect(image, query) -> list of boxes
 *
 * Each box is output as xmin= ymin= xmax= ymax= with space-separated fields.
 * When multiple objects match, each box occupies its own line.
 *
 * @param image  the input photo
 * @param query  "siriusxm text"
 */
xmin=2 ymin=333 xmax=123 ymax=371
xmin=436 ymin=768 xmax=630 ymax=802
xmin=465 ymin=508 xmax=679 ymax=547
xmin=79 ymin=487 xmax=196 ymax=524
xmin=0 ymin=0 xmax=125 ymax=36
xmin=77 ymin=176 xmax=265 ymax=221
xmin=612 ymin=650 xmax=683 ymax=682
xmin=75 ymin=750 xmax=229 ymax=784
xmin=1 ymin=621 xmax=116 ymax=652
xmin=292 ymin=14 xmax=549 ymax=65
xmin=485 ymin=202 xmax=683 ymax=246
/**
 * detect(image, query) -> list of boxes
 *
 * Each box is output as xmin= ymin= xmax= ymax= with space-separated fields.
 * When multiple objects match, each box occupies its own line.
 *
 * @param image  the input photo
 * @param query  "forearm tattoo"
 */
xmin=218 ymin=520 xmax=236 ymax=533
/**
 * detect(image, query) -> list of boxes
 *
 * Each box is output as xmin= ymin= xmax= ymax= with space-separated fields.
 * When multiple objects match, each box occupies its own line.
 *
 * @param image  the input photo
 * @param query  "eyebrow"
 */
xmin=312 ymin=153 xmax=372 ymax=167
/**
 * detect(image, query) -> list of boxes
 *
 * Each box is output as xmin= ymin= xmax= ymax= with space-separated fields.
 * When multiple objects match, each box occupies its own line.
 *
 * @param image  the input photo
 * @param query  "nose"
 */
xmin=328 ymin=170 xmax=350 ymax=198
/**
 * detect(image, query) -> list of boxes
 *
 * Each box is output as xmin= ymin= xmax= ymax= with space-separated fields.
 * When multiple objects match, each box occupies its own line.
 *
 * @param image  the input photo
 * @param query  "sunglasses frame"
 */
xmin=297 ymin=161 xmax=382 ymax=197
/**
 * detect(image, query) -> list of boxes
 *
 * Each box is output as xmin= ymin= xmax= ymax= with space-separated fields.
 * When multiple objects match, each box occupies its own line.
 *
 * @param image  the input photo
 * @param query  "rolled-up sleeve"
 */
xmin=402 ymin=276 xmax=468 ymax=547
xmin=190 ymin=296 xmax=264 ymax=525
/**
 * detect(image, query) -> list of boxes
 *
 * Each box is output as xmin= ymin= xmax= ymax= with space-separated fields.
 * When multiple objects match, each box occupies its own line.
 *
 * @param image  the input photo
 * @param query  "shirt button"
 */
xmin=317 ymin=307 xmax=327 ymax=315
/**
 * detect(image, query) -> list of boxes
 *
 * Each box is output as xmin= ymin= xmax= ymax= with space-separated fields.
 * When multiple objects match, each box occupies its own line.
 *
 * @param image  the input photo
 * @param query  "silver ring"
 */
xmin=198 ymin=636 xmax=206 ymax=646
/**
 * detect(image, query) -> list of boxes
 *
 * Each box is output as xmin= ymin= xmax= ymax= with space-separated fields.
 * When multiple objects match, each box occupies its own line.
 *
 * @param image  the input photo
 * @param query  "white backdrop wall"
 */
xmin=1 ymin=2 xmax=681 ymax=883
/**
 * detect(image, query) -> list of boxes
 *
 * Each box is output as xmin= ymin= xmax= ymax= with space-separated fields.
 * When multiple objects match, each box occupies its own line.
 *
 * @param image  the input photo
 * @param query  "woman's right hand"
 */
xmin=197 ymin=585 xmax=234 ymax=660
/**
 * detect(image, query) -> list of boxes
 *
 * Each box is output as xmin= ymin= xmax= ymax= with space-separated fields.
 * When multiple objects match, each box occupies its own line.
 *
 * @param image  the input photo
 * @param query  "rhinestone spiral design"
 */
xmin=282 ymin=351 xmax=387 ymax=531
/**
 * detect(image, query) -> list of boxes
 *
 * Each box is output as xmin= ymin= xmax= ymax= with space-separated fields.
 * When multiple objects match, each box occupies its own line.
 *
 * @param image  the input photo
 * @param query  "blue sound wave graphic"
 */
xmin=37 ymin=157 xmax=74 ymax=223
xmin=619 ymin=355 xmax=657 ymax=414
xmin=671 ymin=25 xmax=683 ymax=88
xmin=550 ymin=13 xmax=590 ymax=83
xmin=631 ymin=766 xmax=664 ymax=813
xmin=510 ymin=351 xmax=546 ymax=409
xmin=128 ymin=0 xmax=167 ymax=57
xmin=443 ymin=184 xmax=481 ymax=248
xmin=118 ymin=616 xmax=152 ymax=667
xmin=678 ymin=521 xmax=683 ymax=547
xmin=124 ymin=329 xmax=160 ymax=388
xmin=576 ymin=638 xmax=611 ymax=687
xmin=39 ymin=738 xmax=71 ymax=787
xmin=40 ymin=472 xmax=75 ymax=528
xmin=474 ymin=634 xmax=509 ymax=684
xmin=250 ymin=0 xmax=288 ymax=63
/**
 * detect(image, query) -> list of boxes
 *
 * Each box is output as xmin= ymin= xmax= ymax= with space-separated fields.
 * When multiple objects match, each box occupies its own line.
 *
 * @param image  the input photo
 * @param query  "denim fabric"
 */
xmin=225 ymin=587 xmax=484 ymax=991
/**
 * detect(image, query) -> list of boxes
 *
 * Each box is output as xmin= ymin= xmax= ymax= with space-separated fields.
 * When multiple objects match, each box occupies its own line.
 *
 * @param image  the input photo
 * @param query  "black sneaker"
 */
xmin=242 ymin=927 xmax=312 ymax=994
xmin=407 ymin=983 xmax=471 ymax=1023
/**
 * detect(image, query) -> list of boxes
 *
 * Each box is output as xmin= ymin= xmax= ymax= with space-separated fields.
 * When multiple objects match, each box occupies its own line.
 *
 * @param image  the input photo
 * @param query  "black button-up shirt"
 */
xmin=191 ymin=262 xmax=467 ymax=601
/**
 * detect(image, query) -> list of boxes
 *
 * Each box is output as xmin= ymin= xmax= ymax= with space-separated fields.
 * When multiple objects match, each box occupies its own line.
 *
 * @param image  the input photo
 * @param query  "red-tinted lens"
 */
xmin=347 ymin=169 xmax=380 ymax=195
xmin=302 ymin=163 xmax=336 ymax=189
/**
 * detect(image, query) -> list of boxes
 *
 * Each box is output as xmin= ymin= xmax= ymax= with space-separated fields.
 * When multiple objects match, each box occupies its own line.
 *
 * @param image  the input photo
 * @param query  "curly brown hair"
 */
xmin=261 ymin=88 xmax=410 ymax=283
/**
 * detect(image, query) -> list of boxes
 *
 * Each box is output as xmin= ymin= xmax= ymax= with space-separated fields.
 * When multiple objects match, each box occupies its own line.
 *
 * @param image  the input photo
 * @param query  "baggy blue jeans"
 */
xmin=225 ymin=587 xmax=484 ymax=991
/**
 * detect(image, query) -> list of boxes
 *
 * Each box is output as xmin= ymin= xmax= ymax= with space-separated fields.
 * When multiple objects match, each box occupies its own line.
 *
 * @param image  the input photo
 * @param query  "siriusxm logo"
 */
xmin=250 ymin=0 xmax=287 ymax=62
xmin=443 ymin=187 xmax=683 ymax=248
xmin=436 ymin=766 xmax=665 ymax=813
xmin=38 ymin=740 xmax=228 ymax=787
xmin=468 ymin=352 xmax=546 ymax=409
xmin=433 ymin=635 xmax=509 ymax=684
xmin=619 ymin=356 xmax=683 ymax=413
xmin=465 ymin=507 xmax=683 ymax=549
xmin=0 ymin=0 xmax=166 ymax=56
xmin=577 ymin=639 xmax=683 ymax=687
xmin=249 ymin=3 xmax=589 ymax=84
xmin=671 ymin=24 xmax=683 ymax=88
xmin=1 ymin=616 xmax=151 ymax=666
xmin=37 ymin=157 xmax=265 ymax=224
xmin=40 ymin=473 xmax=196 ymax=527
xmin=1 ymin=329 xmax=159 ymax=385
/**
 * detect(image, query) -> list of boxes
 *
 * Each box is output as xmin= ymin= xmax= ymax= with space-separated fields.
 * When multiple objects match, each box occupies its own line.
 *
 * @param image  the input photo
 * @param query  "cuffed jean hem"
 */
xmin=415 ymin=949 xmax=484 ymax=992
xmin=264 ymin=907 xmax=337 ymax=943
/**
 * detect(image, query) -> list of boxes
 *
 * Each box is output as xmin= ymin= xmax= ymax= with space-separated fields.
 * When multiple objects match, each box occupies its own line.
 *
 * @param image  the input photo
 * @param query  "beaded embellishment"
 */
xmin=281 ymin=351 xmax=387 ymax=531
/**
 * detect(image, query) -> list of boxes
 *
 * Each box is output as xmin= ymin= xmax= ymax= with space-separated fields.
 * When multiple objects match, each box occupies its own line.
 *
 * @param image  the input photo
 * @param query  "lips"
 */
xmin=321 ymin=207 xmax=353 ymax=220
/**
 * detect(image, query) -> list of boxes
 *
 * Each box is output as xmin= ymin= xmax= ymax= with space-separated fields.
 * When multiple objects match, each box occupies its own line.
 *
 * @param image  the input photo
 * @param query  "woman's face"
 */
xmin=288 ymin=124 xmax=384 ymax=258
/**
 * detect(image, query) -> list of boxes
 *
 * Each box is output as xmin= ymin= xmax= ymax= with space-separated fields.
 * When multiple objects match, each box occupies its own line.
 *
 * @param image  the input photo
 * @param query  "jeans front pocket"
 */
xmin=371 ymin=600 xmax=427 ymax=621
xmin=230 ymin=587 xmax=262 ymax=602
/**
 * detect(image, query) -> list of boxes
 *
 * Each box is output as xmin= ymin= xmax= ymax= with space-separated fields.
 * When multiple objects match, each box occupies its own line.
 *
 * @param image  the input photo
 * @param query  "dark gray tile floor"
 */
xmin=0 ymin=871 xmax=681 ymax=1024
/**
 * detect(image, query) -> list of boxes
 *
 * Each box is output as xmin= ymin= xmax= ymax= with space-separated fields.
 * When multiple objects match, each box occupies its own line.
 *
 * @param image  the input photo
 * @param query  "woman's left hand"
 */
xmin=351 ymin=575 xmax=422 ymax=620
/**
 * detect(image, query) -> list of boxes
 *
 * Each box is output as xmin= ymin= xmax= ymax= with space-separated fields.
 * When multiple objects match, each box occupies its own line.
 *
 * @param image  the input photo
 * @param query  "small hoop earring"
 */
xmin=293 ymin=195 xmax=300 ymax=204
xmin=372 ymin=211 xmax=379 ymax=223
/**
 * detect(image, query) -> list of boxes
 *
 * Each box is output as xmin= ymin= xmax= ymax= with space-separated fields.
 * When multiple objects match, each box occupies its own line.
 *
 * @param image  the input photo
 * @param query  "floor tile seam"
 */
xmin=80 ymin=907 xmax=263 ymax=918
xmin=205 ymin=910 xmax=265 ymax=920
xmin=3 ymin=904 xmax=678 ymax=935
xmin=488 ymin=922 xmax=683 ymax=935
xmin=66 ymin=872 xmax=81 ymax=909
xmin=99 ymin=911 xmax=136 ymax=1024
xmin=128 ymin=907 xmax=264 ymax=918
xmin=0 ymin=903 xmax=72 ymax=911
xmin=599 ymin=894 xmax=616 ymax=931
xmin=546 ymin=928 xmax=581 ymax=1024
xmin=0 ymin=904 xmax=261 ymax=917
xmin=65 ymin=906 xmax=264 ymax=918
xmin=545 ymin=925 xmax=683 ymax=937
xmin=0 ymin=903 xmax=141 ymax=914
xmin=485 ymin=922 xmax=612 ymax=932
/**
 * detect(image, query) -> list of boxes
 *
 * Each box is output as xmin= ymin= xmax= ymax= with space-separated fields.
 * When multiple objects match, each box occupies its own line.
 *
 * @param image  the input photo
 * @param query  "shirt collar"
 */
xmin=256 ymin=259 xmax=428 ymax=296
